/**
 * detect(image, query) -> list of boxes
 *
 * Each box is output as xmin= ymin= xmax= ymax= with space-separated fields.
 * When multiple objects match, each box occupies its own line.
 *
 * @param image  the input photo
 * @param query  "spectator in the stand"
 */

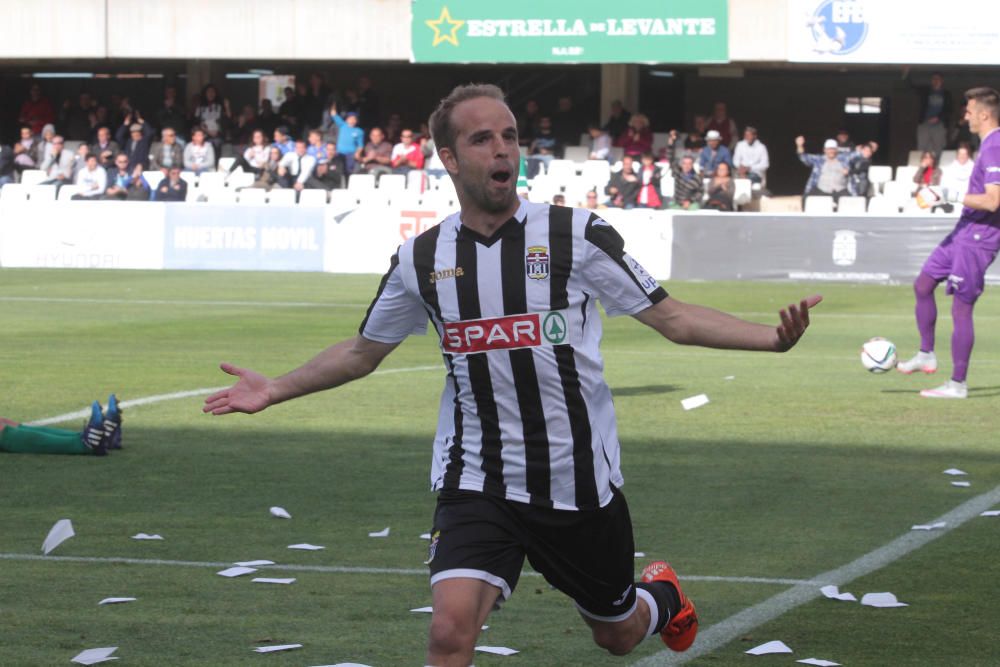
xmin=356 ymin=76 xmax=381 ymax=127
xmin=69 ymin=142 xmax=92 ymax=181
xmin=390 ymin=128 xmax=425 ymax=176
xmin=916 ymin=72 xmax=952 ymax=157
xmin=698 ymin=130 xmax=733 ymax=175
xmin=154 ymin=166 xmax=187 ymax=202
xmin=847 ymin=141 xmax=878 ymax=198
xmin=60 ymin=92 xmax=97 ymax=141
xmin=229 ymin=129 xmax=271 ymax=177
xmin=551 ymin=194 xmax=566 ymax=206
xmin=87 ymin=105 xmax=111 ymax=144
xmin=115 ymin=114 xmax=154 ymax=171
xmin=247 ymin=146 xmax=283 ymax=190
xmin=150 ymin=127 xmax=184 ymax=174
xmin=104 ymin=153 xmax=136 ymax=199
xmin=279 ymin=86 xmax=302 ymax=137
xmin=306 ymin=142 xmax=345 ymax=191
xmin=155 ymin=85 xmax=187 ymax=137
xmin=0 ymin=143 xmax=15 ymax=187
xmin=732 ymin=126 xmax=769 ymax=184
xmin=587 ymin=123 xmax=612 ymax=161
xmin=232 ymin=105 xmax=258 ymax=147
xmin=258 ymin=99 xmax=279 ymax=137
xmin=635 ymin=152 xmax=663 ymax=209
xmin=39 ymin=136 xmax=74 ymax=186
xmin=941 ymin=144 xmax=974 ymax=198
xmin=319 ymin=101 xmax=340 ymax=145
xmin=303 ymin=73 xmax=330 ymax=131
xmin=657 ymin=129 xmax=680 ymax=166
xmin=89 ymin=126 xmax=120 ymax=169
xmin=330 ymin=105 xmax=365 ymax=173
xmin=518 ymin=99 xmax=541 ymax=146
xmin=13 ymin=126 xmax=41 ymax=173
xmin=705 ymin=162 xmax=736 ymax=211
xmin=183 ymin=128 xmax=216 ymax=174
xmin=796 ymin=136 xmax=851 ymax=201
xmin=272 ymin=126 xmax=295 ymax=155
xmin=620 ymin=113 xmax=652 ymax=158
xmin=706 ymin=102 xmax=738 ymax=150
xmin=950 ymin=101 xmax=979 ymax=152
xmin=583 ymin=190 xmax=606 ymax=210
xmin=277 ymin=139 xmax=316 ymax=195
xmin=670 ymin=156 xmax=704 ymax=210
xmin=384 ymin=112 xmax=403 ymax=145
xmin=602 ymin=100 xmax=631 ymax=143
xmin=356 ymin=127 xmax=393 ymax=178
xmin=18 ymin=83 xmax=56 ymax=136
xmin=834 ymin=129 xmax=853 ymax=155
xmin=306 ymin=129 xmax=326 ymax=164
xmin=552 ymin=95 xmax=585 ymax=148
xmin=913 ymin=151 xmax=942 ymax=188
xmin=192 ymin=85 xmax=228 ymax=165
xmin=527 ymin=116 xmax=561 ymax=179
xmin=605 ymin=154 xmax=640 ymax=208
xmin=71 ymin=154 xmax=107 ymax=199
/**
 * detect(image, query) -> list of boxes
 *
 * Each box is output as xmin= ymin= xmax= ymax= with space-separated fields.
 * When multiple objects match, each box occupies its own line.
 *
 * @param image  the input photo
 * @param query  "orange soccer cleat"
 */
xmin=641 ymin=560 xmax=698 ymax=652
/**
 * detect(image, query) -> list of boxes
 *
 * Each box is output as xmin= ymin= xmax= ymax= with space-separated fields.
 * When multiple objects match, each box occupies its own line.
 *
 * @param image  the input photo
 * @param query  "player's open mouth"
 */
xmin=490 ymin=169 xmax=512 ymax=183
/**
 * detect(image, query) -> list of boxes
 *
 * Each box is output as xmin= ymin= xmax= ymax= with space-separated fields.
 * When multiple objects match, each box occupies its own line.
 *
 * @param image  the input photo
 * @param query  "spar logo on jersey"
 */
xmin=442 ymin=310 xmax=568 ymax=354
xmin=832 ymin=229 xmax=857 ymax=266
xmin=526 ymin=245 xmax=550 ymax=280
xmin=805 ymin=0 xmax=868 ymax=56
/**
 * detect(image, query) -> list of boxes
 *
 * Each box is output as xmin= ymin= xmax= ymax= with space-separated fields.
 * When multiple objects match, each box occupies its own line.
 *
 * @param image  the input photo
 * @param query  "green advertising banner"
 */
xmin=411 ymin=0 xmax=729 ymax=64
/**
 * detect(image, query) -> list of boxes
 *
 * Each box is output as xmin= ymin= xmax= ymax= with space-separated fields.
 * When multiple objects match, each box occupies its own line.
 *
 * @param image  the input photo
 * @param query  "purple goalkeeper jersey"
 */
xmin=954 ymin=127 xmax=1000 ymax=250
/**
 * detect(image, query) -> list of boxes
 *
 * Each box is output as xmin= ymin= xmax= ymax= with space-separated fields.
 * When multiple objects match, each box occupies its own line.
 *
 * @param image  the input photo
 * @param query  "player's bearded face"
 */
xmin=449 ymin=98 xmax=520 ymax=213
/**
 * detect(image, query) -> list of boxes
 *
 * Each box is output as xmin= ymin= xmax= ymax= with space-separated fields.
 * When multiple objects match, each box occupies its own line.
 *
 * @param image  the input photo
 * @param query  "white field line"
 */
xmin=26 ymin=365 xmax=441 ymax=427
xmin=0 ymin=296 xmax=365 ymax=308
xmin=0 ymin=553 xmax=811 ymax=587
xmin=632 ymin=482 xmax=1000 ymax=666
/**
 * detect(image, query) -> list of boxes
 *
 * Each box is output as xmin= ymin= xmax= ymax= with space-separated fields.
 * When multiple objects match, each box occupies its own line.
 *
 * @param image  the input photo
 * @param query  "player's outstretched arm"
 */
xmin=202 ymin=335 xmax=399 ymax=416
xmin=633 ymin=295 xmax=822 ymax=353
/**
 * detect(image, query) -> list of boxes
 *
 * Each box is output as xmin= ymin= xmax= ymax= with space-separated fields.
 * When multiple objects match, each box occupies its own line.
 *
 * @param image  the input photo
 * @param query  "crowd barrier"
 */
xmin=1 ymin=202 xmax=996 ymax=286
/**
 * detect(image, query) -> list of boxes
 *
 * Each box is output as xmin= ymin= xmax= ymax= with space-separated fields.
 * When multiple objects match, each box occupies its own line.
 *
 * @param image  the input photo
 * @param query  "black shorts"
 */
xmin=426 ymin=487 xmax=638 ymax=622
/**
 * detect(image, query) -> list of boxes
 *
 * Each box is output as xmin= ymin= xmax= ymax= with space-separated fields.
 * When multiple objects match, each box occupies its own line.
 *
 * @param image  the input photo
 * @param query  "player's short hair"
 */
xmin=429 ymin=83 xmax=507 ymax=153
xmin=965 ymin=87 xmax=1000 ymax=120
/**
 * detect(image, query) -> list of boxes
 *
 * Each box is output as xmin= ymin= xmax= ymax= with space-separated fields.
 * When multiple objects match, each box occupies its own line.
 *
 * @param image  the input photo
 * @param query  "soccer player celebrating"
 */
xmin=898 ymin=87 xmax=1000 ymax=398
xmin=204 ymin=84 xmax=821 ymax=666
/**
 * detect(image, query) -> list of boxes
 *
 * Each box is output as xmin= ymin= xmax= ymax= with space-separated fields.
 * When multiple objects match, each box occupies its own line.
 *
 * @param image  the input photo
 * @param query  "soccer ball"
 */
xmin=861 ymin=337 xmax=897 ymax=373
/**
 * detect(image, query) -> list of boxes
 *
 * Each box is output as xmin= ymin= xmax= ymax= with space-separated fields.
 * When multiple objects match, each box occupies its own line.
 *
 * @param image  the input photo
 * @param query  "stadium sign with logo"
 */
xmin=788 ymin=0 xmax=1000 ymax=64
xmin=411 ymin=0 xmax=728 ymax=63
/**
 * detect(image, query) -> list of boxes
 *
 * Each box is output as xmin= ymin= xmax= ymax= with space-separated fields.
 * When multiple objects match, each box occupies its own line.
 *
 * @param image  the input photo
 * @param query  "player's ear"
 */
xmin=439 ymin=145 xmax=459 ymax=175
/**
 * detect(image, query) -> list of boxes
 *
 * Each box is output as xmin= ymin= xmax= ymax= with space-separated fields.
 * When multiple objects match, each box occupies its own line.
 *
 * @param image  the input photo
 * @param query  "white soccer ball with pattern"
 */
xmin=861 ymin=337 xmax=897 ymax=373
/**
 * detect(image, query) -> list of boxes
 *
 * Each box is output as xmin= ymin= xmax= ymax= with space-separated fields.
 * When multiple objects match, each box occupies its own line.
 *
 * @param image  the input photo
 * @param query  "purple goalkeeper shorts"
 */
xmin=922 ymin=240 xmax=999 ymax=304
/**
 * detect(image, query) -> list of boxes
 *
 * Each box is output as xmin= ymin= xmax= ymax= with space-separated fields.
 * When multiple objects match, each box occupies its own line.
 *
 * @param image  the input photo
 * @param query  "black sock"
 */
xmin=636 ymin=581 xmax=681 ymax=634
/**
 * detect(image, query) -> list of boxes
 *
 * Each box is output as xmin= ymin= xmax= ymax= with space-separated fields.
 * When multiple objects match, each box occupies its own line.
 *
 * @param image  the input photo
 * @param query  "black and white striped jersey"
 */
xmin=359 ymin=199 xmax=667 ymax=510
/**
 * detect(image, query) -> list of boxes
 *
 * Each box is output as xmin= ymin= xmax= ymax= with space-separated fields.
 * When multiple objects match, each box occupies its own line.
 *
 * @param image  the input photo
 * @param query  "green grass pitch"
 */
xmin=1 ymin=268 xmax=998 ymax=666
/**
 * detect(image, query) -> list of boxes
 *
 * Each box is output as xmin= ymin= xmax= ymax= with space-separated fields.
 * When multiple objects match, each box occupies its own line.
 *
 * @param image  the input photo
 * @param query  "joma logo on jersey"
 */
xmin=526 ymin=246 xmax=550 ymax=280
xmin=442 ymin=311 xmax=567 ymax=354
xmin=429 ymin=267 xmax=464 ymax=283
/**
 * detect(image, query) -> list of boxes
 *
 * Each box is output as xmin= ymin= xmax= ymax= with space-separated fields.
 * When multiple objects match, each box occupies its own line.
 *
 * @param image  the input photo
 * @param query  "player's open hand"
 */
xmin=202 ymin=362 xmax=272 ymax=415
xmin=775 ymin=295 xmax=822 ymax=352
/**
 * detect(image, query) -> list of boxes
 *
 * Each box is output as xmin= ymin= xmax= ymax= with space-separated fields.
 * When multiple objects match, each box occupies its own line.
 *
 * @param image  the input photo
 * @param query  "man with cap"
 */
xmin=795 ymin=135 xmax=852 ymax=201
xmin=698 ymin=130 xmax=733 ymax=175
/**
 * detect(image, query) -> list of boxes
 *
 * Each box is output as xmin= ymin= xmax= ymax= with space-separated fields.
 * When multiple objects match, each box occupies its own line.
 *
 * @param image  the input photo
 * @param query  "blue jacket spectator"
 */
xmin=698 ymin=130 xmax=733 ymax=175
xmin=796 ymin=136 xmax=857 ymax=197
xmin=153 ymin=168 xmax=187 ymax=202
xmin=331 ymin=108 xmax=364 ymax=173
xmin=272 ymin=126 xmax=296 ymax=155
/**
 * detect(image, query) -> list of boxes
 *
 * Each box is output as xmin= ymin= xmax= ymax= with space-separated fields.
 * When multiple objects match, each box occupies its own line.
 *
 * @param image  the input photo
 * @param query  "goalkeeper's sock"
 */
xmin=637 ymin=581 xmax=679 ymax=636
xmin=0 ymin=423 xmax=92 ymax=455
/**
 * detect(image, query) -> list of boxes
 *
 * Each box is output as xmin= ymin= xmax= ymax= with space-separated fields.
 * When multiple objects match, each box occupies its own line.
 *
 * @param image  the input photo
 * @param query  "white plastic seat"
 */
xmin=179 ymin=171 xmax=198 ymax=188
xmin=217 ymin=157 xmax=236 ymax=173
xmin=939 ymin=149 xmax=957 ymax=166
xmin=347 ymin=173 xmax=376 ymax=192
xmin=143 ymin=170 xmax=164 ymax=189
xmin=26 ymin=184 xmax=57 ymax=201
xmin=198 ymin=172 xmax=226 ymax=192
xmin=867 ymin=196 xmax=901 ymax=214
xmin=867 ymin=165 xmax=892 ymax=194
xmin=406 ymin=169 xmax=428 ymax=192
xmin=298 ymin=189 xmax=328 ymax=206
xmin=545 ymin=159 xmax=577 ymax=182
xmin=895 ymin=165 xmax=918 ymax=184
xmin=580 ymin=160 xmax=612 ymax=189
xmin=562 ymin=146 xmax=590 ymax=163
xmin=358 ymin=190 xmax=390 ymax=207
xmin=267 ymin=188 xmax=298 ymax=206
xmin=392 ymin=191 xmax=423 ymax=209
xmin=377 ymin=173 xmax=406 ymax=193
xmin=882 ymin=180 xmax=913 ymax=206
xmin=227 ymin=171 xmax=255 ymax=189
xmin=0 ymin=184 xmax=28 ymax=201
xmin=907 ymin=150 xmax=922 ymax=166
xmin=328 ymin=189 xmax=358 ymax=210
xmin=659 ymin=174 xmax=675 ymax=199
xmin=733 ymin=178 xmax=752 ymax=206
xmin=57 ymin=185 xmax=82 ymax=201
xmin=237 ymin=188 xmax=267 ymax=205
xmin=20 ymin=169 xmax=46 ymax=187
xmin=836 ymin=195 xmax=867 ymax=214
xmin=205 ymin=189 xmax=237 ymax=204
xmin=803 ymin=195 xmax=834 ymax=214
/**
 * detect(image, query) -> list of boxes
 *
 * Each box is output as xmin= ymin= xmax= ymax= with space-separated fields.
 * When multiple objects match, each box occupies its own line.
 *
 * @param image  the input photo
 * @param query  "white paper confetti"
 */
xmin=287 ymin=543 xmax=325 ymax=550
xmin=475 ymin=646 xmax=519 ymax=656
xmin=860 ymin=592 xmax=908 ymax=608
xmin=234 ymin=560 xmax=274 ymax=567
xmin=980 ymin=510 xmax=1000 ymax=517
xmin=252 ymin=578 xmax=296 ymax=585
xmin=797 ymin=659 xmax=841 ymax=666
xmin=746 ymin=640 xmax=793 ymax=655
xmin=681 ymin=394 xmax=710 ymax=411
xmin=42 ymin=519 xmax=74 ymax=555
xmin=951 ymin=481 xmax=971 ymax=488
xmin=98 ymin=597 xmax=136 ymax=606
xmin=634 ymin=551 xmax=646 ymax=558
xmin=71 ymin=647 xmax=118 ymax=665
xmin=820 ymin=585 xmax=857 ymax=602
xmin=253 ymin=644 xmax=302 ymax=653
xmin=943 ymin=468 xmax=967 ymax=476
xmin=724 ymin=375 xmax=736 ymax=380
xmin=410 ymin=606 xmax=434 ymax=613
xmin=911 ymin=521 xmax=947 ymax=531
xmin=270 ymin=506 xmax=292 ymax=519
xmin=217 ymin=566 xmax=257 ymax=578
xmin=420 ymin=532 xmax=432 ymax=540
xmin=368 ymin=527 xmax=390 ymax=537
xmin=130 ymin=533 xmax=164 ymax=540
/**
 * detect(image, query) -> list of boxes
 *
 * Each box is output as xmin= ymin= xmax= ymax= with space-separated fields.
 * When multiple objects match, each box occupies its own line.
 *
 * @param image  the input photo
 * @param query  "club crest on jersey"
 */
xmin=442 ymin=310 xmax=569 ymax=354
xmin=526 ymin=245 xmax=550 ymax=280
